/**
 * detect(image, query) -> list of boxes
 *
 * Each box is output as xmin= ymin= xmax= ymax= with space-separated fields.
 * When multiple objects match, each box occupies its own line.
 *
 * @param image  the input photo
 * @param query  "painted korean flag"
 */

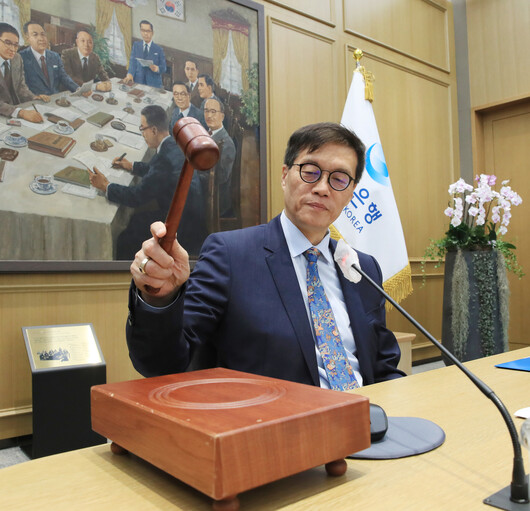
xmin=333 ymin=68 xmax=412 ymax=302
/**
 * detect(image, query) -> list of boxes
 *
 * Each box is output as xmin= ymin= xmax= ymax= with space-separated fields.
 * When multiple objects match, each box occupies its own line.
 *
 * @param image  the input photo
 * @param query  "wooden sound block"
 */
xmin=91 ymin=368 xmax=369 ymax=505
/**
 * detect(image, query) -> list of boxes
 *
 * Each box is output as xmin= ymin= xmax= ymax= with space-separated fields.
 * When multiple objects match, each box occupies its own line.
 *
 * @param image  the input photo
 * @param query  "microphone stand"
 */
xmin=352 ymin=263 xmax=529 ymax=510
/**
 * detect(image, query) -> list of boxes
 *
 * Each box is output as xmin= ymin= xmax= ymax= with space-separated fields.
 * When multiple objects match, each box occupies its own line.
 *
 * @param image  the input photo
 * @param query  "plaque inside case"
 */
xmin=23 ymin=323 xmax=104 ymax=371
xmin=91 ymin=368 xmax=370 ymax=507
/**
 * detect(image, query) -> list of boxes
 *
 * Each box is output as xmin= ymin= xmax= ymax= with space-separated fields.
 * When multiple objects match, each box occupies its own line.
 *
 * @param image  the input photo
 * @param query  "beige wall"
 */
xmin=0 ymin=0 xmax=458 ymax=439
xmin=466 ymin=0 xmax=530 ymax=108
xmin=466 ymin=0 xmax=530 ymax=351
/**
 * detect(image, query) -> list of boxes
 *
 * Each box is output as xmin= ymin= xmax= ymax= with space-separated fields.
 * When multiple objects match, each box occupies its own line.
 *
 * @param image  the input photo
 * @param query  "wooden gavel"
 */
xmin=158 ymin=117 xmax=220 ymax=253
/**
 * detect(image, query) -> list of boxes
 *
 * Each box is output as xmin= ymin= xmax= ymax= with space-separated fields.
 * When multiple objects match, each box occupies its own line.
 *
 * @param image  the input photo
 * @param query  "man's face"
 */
xmin=173 ymin=84 xmax=190 ymax=110
xmin=204 ymin=99 xmax=224 ymax=131
xmin=0 ymin=31 xmax=19 ymax=60
xmin=76 ymin=31 xmax=93 ymax=57
xmin=139 ymin=115 xmax=158 ymax=149
xmin=184 ymin=61 xmax=198 ymax=82
xmin=197 ymin=77 xmax=212 ymax=99
xmin=281 ymin=143 xmax=357 ymax=245
xmin=140 ymin=23 xmax=153 ymax=43
xmin=26 ymin=24 xmax=48 ymax=53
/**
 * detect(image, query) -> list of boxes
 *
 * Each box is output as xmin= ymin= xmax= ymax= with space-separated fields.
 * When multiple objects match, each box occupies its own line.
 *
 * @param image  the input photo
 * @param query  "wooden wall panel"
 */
xmin=263 ymin=0 xmax=335 ymax=25
xmin=0 ymin=273 xmax=140 ymax=440
xmin=387 ymin=261 xmax=445 ymax=362
xmin=481 ymin=101 xmax=530 ymax=347
xmin=468 ymin=0 xmax=530 ymax=350
xmin=343 ymin=0 xmax=450 ymax=71
xmin=268 ymin=19 xmax=338 ymax=215
xmin=467 ymin=0 xmax=530 ymax=108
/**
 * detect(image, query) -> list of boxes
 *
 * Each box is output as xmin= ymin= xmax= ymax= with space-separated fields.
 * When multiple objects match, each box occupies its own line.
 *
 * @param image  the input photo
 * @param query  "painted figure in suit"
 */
xmin=124 ymin=20 xmax=166 ymax=88
xmin=184 ymin=59 xmax=201 ymax=108
xmin=61 ymin=30 xmax=111 ymax=92
xmin=0 ymin=23 xmax=48 ymax=121
xmin=169 ymin=81 xmax=206 ymax=131
xmin=19 ymin=22 xmax=79 ymax=96
xmin=197 ymin=73 xmax=220 ymax=110
xmin=126 ymin=122 xmax=405 ymax=389
xmin=203 ymin=98 xmax=235 ymax=217
xmin=89 ymin=105 xmax=205 ymax=260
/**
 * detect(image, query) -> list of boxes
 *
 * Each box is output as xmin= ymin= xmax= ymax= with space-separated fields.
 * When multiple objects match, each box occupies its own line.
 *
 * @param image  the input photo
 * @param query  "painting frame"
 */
xmin=0 ymin=0 xmax=267 ymax=273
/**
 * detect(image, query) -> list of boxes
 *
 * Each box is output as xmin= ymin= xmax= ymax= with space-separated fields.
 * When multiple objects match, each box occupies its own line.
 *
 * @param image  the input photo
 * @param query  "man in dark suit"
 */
xmin=203 ymin=97 xmax=235 ymax=217
xmin=169 ymin=81 xmax=205 ymax=131
xmin=19 ymin=22 xmax=79 ymax=95
xmin=124 ymin=20 xmax=166 ymax=88
xmin=184 ymin=59 xmax=201 ymax=108
xmin=89 ymin=105 xmax=205 ymax=260
xmin=61 ymin=30 xmax=111 ymax=91
xmin=197 ymin=73 xmax=220 ymax=110
xmin=0 ymin=22 xmax=48 ymax=121
xmin=126 ymin=122 xmax=405 ymax=389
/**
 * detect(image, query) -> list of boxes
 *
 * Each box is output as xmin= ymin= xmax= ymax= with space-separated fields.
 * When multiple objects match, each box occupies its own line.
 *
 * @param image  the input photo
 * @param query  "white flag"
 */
xmin=333 ymin=68 xmax=412 ymax=303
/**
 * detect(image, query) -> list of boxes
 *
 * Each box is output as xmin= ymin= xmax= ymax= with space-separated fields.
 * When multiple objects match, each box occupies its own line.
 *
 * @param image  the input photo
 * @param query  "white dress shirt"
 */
xmin=279 ymin=211 xmax=363 ymax=388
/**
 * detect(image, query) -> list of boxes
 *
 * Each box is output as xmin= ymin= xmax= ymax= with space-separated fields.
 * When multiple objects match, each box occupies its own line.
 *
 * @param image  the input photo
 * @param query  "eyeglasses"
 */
xmin=0 ymin=39 xmax=19 ymax=49
xmin=138 ymin=125 xmax=153 ymax=132
xmin=204 ymin=108 xmax=221 ymax=115
xmin=292 ymin=163 xmax=354 ymax=191
xmin=173 ymin=92 xmax=189 ymax=97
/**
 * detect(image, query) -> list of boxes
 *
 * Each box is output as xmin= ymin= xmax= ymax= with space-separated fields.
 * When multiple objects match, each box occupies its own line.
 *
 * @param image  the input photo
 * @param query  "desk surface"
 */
xmin=1 ymin=348 xmax=529 ymax=510
xmin=0 ymin=80 xmax=172 ymax=260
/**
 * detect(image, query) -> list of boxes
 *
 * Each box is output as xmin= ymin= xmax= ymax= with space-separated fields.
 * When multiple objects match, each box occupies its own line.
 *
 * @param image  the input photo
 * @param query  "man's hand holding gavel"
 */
xmin=130 ymin=117 xmax=220 ymax=306
xmin=132 ymin=221 xmax=190 ymax=307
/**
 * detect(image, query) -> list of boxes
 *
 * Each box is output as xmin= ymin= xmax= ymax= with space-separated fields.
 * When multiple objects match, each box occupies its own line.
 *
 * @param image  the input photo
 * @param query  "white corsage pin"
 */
xmin=334 ymin=238 xmax=362 ymax=283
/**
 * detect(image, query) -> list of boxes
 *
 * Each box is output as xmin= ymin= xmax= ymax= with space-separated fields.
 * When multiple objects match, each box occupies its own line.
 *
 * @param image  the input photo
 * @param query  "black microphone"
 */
xmin=351 ymin=262 xmax=529 ymax=509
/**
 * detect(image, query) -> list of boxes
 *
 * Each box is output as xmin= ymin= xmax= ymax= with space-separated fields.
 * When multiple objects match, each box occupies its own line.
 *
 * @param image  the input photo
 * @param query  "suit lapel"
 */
xmin=0 ymin=69 xmax=7 ymax=89
xmin=73 ymin=54 xmax=82 ymax=77
xmin=0 ymin=72 xmax=13 ymax=103
xmin=264 ymin=217 xmax=319 ymax=386
xmin=2 ymin=61 xmax=19 ymax=103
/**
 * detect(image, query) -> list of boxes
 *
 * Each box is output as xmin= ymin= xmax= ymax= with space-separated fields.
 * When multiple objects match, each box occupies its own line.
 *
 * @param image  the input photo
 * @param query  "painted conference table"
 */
xmin=0 ymin=347 xmax=528 ymax=510
xmin=0 ymin=78 xmax=173 ymax=261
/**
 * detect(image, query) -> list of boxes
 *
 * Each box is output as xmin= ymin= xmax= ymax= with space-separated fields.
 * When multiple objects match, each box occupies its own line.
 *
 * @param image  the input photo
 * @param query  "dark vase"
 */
xmin=441 ymin=248 xmax=508 ymax=364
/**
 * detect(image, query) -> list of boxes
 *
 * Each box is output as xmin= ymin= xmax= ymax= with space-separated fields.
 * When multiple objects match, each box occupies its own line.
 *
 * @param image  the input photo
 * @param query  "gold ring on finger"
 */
xmin=138 ymin=257 xmax=150 ymax=275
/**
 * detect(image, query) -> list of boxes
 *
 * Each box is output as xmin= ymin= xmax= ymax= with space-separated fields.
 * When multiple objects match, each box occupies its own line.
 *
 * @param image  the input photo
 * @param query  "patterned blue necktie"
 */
xmin=143 ymin=43 xmax=148 ymax=59
xmin=305 ymin=248 xmax=359 ymax=391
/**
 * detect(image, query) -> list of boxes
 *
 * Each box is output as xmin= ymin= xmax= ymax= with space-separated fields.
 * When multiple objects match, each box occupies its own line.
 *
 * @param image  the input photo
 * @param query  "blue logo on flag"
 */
xmin=365 ymin=143 xmax=389 ymax=186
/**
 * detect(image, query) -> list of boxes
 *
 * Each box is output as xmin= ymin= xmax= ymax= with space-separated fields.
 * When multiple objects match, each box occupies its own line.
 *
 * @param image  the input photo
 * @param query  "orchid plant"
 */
xmin=424 ymin=174 xmax=524 ymax=277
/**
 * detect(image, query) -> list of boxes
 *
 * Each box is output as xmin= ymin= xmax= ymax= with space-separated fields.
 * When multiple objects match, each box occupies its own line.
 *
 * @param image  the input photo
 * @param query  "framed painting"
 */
xmin=0 ymin=0 xmax=266 ymax=271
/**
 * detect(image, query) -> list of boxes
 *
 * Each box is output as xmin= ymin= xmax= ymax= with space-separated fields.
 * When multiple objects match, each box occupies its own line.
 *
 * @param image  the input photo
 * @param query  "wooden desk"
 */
xmin=1 ymin=348 xmax=528 ymax=510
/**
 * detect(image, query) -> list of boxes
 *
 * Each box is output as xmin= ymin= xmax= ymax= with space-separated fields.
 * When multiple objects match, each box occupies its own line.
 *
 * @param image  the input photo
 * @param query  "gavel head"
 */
xmin=173 ymin=117 xmax=220 ymax=170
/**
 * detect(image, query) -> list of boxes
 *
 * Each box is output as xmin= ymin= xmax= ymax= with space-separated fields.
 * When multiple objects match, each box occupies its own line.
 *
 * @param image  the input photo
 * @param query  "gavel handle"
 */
xmin=159 ymin=160 xmax=195 ymax=253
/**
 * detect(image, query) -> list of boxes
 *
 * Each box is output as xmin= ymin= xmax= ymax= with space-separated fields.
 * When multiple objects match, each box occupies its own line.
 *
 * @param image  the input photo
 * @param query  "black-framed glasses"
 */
xmin=0 ymin=39 xmax=19 ymax=50
xmin=138 ymin=125 xmax=152 ymax=132
xmin=204 ymin=108 xmax=221 ymax=115
xmin=292 ymin=163 xmax=354 ymax=191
